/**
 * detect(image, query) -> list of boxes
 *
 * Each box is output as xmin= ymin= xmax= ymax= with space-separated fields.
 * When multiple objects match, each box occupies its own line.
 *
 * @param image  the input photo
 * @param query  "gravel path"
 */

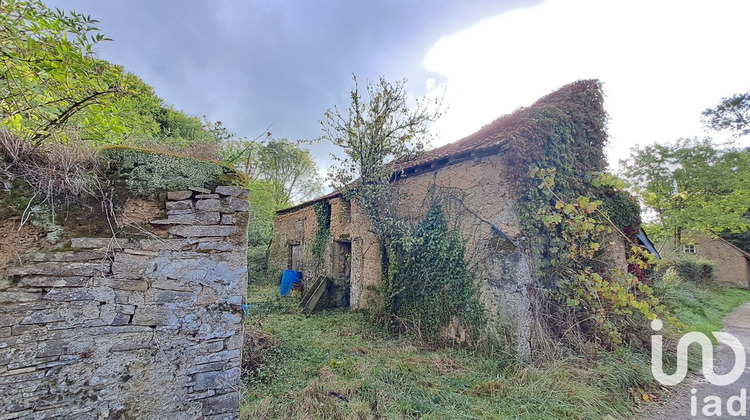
xmin=639 ymin=302 xmax=750 ymax=419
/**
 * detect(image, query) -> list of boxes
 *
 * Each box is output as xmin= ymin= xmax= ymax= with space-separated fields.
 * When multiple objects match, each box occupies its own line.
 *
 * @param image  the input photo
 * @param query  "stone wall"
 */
xmin=0 ymin=186 xmax=249 ymax=419
xmin=673 ymin=233 xmax=750 ymax=289
xmin=391 ymin=154 xmax=535 ymax=355
xmin=268 ymin=153 xmax=633 ymax=357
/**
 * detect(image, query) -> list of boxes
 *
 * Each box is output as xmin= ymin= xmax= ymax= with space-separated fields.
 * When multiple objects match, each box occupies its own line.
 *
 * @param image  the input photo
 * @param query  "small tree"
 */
xmin=224 ymin=138 xmax=322 ymax=208
xmin=320 ymin=75 xmax=442 ymax=243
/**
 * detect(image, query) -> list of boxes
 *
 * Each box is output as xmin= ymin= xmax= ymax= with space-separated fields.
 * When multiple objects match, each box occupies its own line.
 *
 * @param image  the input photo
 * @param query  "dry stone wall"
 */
xmin=0 ymin=186 xmax=249 ymax=419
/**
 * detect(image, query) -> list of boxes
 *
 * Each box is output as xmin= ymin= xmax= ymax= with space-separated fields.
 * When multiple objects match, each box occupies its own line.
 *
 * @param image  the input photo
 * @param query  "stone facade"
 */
xmin=269 ymin=196 xmax=381 ymax=310
xmin=268 ymin=154 xmax=537 ymax=354
xmin=392 ymin=154 xmax=535 ymax=355
xmin=699 ymin=238 xmax=750 ymax=288
xmin=0 ymin=186 xmax=248 ymax=419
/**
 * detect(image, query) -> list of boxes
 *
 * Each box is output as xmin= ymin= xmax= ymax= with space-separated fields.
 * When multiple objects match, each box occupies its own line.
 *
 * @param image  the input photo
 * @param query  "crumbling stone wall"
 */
xmin=269 ymin=154 xmax=535 ymax=353
xmin=268 ymin=197 xmax=381 ymax=309
xmin=0 ymin=186 xmax=249 ymax=419
xmin=392 ymin=154 xmax=535 ymax=355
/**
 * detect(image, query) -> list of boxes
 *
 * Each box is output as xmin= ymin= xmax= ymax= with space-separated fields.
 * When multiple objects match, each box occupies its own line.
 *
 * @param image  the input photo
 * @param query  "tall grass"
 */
xmin=241 ymin=266 xmax=750 ymax=419
xmin=242 ymin=286 xmax=649 ymax=419
xmin=653 ymin=266 xmax=750 ymax=337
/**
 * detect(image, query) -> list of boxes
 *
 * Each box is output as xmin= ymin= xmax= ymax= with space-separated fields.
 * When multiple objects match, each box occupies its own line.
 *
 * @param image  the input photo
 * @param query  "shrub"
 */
xmin=660 ymin=256 xmax=716 ymax=284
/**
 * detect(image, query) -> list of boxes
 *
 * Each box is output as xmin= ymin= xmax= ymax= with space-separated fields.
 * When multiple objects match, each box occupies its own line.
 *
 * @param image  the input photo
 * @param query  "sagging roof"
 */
xmin=276 ymin=79 xmax=602 ymax=215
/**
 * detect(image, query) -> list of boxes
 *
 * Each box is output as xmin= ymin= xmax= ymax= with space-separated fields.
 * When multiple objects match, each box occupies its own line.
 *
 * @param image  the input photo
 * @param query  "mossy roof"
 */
xmin=397 ymin=79 xmax=603 ymax=171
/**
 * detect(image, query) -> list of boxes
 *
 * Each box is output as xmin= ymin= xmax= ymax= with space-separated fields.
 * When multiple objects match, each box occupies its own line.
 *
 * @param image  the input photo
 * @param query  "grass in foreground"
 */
xmin=241 ymin=285 xmax=653 ymax=420
xmin=241 ymin=277 xmax=750 ymax=419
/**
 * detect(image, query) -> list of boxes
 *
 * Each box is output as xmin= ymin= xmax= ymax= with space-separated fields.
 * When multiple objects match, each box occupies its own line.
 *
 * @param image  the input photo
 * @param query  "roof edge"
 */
xmin=275 ymin=190 xmax=342 ymax=215
xmin=716 ymin=237 xmax=750 ymax=260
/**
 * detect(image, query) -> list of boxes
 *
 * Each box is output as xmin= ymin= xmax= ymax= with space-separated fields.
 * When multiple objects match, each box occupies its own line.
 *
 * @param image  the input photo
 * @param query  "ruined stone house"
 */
xmin=268 ymin=80 xmax=624 ymax=354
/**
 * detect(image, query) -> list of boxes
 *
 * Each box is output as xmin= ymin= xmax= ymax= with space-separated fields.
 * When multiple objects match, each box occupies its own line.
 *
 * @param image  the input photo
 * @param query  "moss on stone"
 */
xmin=99 ymin=146 xmax=246 ymax=196
xmin=0 ymin=178 xmax=35 ymax=219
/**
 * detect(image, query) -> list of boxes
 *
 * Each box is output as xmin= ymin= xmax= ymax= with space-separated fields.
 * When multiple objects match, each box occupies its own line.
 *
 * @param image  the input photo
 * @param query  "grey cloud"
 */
xmin=44 ymin=0 xmax=541 ymax=169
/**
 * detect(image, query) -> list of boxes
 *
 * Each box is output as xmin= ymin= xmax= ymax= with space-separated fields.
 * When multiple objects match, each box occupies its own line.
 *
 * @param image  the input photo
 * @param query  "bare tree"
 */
xmin=321 ymin=75 xmax=442 ymax=243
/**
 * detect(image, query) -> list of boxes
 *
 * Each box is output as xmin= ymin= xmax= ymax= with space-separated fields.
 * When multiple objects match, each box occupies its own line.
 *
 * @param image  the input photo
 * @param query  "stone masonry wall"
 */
xmin=392 ymin=154 xmax=535 ymax=356
xmin=698 ymin=238 xmax=750 ymax=289
xmin=269 ymin=154 xmax=537 ymax=355
xmin=0 ymin=185 xmax=249 ymax=419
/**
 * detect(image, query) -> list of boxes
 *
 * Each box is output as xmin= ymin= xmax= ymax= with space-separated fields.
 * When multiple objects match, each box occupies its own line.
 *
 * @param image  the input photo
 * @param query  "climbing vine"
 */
xmin=532 ymin=168 xmax=667 ymax=345
xmin=311 ymin=201 xmax=331 ymax=268
xmin=497 ymin=80 xmax=667 ymax=347
xmin=382 ymin=202 xmax=483 ymax=344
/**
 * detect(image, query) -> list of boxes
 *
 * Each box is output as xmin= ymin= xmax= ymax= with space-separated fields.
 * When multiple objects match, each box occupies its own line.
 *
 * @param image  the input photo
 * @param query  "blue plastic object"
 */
xmin=279 ymin=269 xmax=302 ymax=295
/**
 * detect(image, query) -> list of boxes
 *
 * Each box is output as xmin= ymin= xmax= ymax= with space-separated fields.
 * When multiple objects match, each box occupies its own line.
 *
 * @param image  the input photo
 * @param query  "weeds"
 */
xmin=241 ymin=285 xmax=657 ymax=419
xmin=0 ymin=130 xmax=100 ymax=201
xmin=242 ymin=273 xmax=750 ymax=419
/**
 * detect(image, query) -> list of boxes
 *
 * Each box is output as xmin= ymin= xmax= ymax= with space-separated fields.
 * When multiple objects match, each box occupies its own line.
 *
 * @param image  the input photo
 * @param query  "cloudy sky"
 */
xmin=44 ymin=0 xmax=750 ymax=173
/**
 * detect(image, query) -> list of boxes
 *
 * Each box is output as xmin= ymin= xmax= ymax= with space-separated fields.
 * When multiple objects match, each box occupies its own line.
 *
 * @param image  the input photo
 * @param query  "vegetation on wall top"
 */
xmin=99 ymin=146 xmax=246 ymax=195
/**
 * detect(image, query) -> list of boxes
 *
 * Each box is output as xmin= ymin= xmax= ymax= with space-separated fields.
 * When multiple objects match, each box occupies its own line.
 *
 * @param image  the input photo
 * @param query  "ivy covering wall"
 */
xmin=312 ymin=201 xmax=331 ymax=270
xmin=498 ymin=80 xmax=656 ymax=347
xmin=385 ymin=203 xmax=483 ymax=344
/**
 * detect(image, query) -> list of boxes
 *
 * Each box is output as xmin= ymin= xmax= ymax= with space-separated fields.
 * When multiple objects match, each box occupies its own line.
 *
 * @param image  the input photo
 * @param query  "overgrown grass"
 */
xmin=241 ymin=270 xmax=750 ymax=419
xmin=653 ymin=267 xmax=750 ymax=337
xmin=242 ymin=285 xmax=652 ymax=419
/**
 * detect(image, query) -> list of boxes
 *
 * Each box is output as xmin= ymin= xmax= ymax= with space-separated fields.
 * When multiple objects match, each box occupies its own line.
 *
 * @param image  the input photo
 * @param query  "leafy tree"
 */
xmin=320 ymin=75 xmax=442 ymax=243
xmin=245 ymin=178 xmax=277 ymax=279
xmin=222 ymin=140 xmax=322 ymax=280
xmin=702 ymin=91 xmax=750 ymax=137
xmin=621 ymin=138 xmax=750 ymax=242
xmin=0 ymin=0 xmax=129 ymax=143
xmin=224 ymin=138 xmax=322 ymax=208
xmin=0 ymin=0 xmax=229 ymax=149
xmin=71 ymin=73 xmax=160 ymax=144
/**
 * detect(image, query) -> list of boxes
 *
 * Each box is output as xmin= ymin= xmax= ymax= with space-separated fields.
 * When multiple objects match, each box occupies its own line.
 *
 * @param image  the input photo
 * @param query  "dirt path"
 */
xmin=639 ymin=302 xmax=750 ymax=419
